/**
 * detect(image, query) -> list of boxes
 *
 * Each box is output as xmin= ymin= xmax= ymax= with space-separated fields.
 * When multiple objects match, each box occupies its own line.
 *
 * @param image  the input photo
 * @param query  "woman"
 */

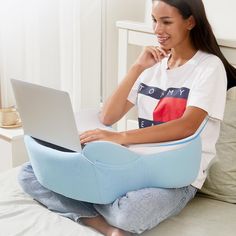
xmin=19 ymin=0 xmax=236 ymax=235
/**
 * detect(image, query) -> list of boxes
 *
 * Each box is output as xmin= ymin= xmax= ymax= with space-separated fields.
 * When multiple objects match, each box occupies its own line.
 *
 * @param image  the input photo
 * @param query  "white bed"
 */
xmin=0 ymin=167 xmax=102 ymax=236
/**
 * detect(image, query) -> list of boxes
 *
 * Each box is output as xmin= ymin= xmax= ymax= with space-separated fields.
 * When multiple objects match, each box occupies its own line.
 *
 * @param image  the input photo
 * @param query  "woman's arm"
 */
xmin=80 ymin=106 xmax=207 ymax=145
xmin=121 ymin=106 xmax=207 ymax=144
xmin=100 ymin=46 xmax=169 ymax=126
xmin=99 ymin=64 xmax=143 ymax=126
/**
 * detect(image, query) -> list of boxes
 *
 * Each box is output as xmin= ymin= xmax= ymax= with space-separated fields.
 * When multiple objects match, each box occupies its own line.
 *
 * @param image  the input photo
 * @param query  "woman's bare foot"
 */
xmin=81 ymin=215 xmax=131 ymax=236
xmin=107 ymin=228 xmax=131 ymax=236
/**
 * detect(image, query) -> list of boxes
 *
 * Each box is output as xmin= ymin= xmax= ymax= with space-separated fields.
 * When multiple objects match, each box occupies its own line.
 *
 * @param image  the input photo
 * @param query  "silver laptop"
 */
xmin=11 ymin=79 xmax=96 ymax=152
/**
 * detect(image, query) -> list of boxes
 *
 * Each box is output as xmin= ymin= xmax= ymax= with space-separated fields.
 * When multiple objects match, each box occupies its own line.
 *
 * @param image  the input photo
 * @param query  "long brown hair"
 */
xmin=152 ymin=0 xmax=236 ymax=90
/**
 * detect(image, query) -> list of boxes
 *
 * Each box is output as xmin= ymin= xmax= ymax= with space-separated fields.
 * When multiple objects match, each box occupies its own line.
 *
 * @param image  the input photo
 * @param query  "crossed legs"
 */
xmin=18 ymin=162 xmax=197 ymax=235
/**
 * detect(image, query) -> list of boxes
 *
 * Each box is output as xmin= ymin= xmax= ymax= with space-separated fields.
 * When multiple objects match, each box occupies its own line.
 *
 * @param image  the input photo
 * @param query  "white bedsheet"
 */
xmin=0 ymin=167 xmax=102 ymax=236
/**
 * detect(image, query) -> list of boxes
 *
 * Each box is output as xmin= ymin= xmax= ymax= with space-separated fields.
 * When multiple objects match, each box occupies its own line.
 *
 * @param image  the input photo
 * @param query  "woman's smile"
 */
xmin=157 ymin=35 xmax=170 ymax=44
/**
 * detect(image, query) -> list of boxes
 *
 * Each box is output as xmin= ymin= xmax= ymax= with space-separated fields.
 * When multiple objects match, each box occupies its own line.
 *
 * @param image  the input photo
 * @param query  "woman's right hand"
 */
xmin=134 ymin=46 xmax=170 ymax=70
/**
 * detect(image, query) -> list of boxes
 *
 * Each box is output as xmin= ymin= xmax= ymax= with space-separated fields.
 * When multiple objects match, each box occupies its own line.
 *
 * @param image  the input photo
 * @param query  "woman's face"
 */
xmin=152 ymin=1 xmax=193 ymax=50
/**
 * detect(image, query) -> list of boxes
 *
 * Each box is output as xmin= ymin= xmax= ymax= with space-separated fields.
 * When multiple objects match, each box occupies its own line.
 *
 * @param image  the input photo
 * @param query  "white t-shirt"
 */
xmin=127 ymin=50 xmax=227 ymax=189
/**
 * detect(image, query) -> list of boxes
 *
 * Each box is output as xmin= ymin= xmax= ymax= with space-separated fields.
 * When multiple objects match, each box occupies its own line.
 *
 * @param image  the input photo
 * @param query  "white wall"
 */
xmin=102 ymin=0 xmax=146 ymax=101
xmin=79 ymin=1 xmax=102 ymax=108
xmin=203 ymin=0 xmax=236 ymax=40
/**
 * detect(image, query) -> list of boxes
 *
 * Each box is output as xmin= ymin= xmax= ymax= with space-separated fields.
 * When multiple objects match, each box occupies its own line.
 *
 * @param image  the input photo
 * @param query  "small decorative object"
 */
xmin=0 ymin=106 xmax=21 ymax=128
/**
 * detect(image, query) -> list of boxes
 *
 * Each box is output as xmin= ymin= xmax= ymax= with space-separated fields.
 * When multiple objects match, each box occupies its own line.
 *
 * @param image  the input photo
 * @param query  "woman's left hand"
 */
xmin=80 ymin=129 xmax=124 ymax=145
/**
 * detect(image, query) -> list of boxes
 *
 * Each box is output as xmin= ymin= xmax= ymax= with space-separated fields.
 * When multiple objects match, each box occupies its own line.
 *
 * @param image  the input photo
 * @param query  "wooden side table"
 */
xmin=0 ymin=127 xmax=28 ymax=173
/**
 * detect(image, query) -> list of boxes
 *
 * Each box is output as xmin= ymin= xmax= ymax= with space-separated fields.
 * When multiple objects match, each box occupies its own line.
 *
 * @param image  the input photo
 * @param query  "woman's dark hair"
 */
xmin=152 ymin=0 xmax=236 ymax=90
